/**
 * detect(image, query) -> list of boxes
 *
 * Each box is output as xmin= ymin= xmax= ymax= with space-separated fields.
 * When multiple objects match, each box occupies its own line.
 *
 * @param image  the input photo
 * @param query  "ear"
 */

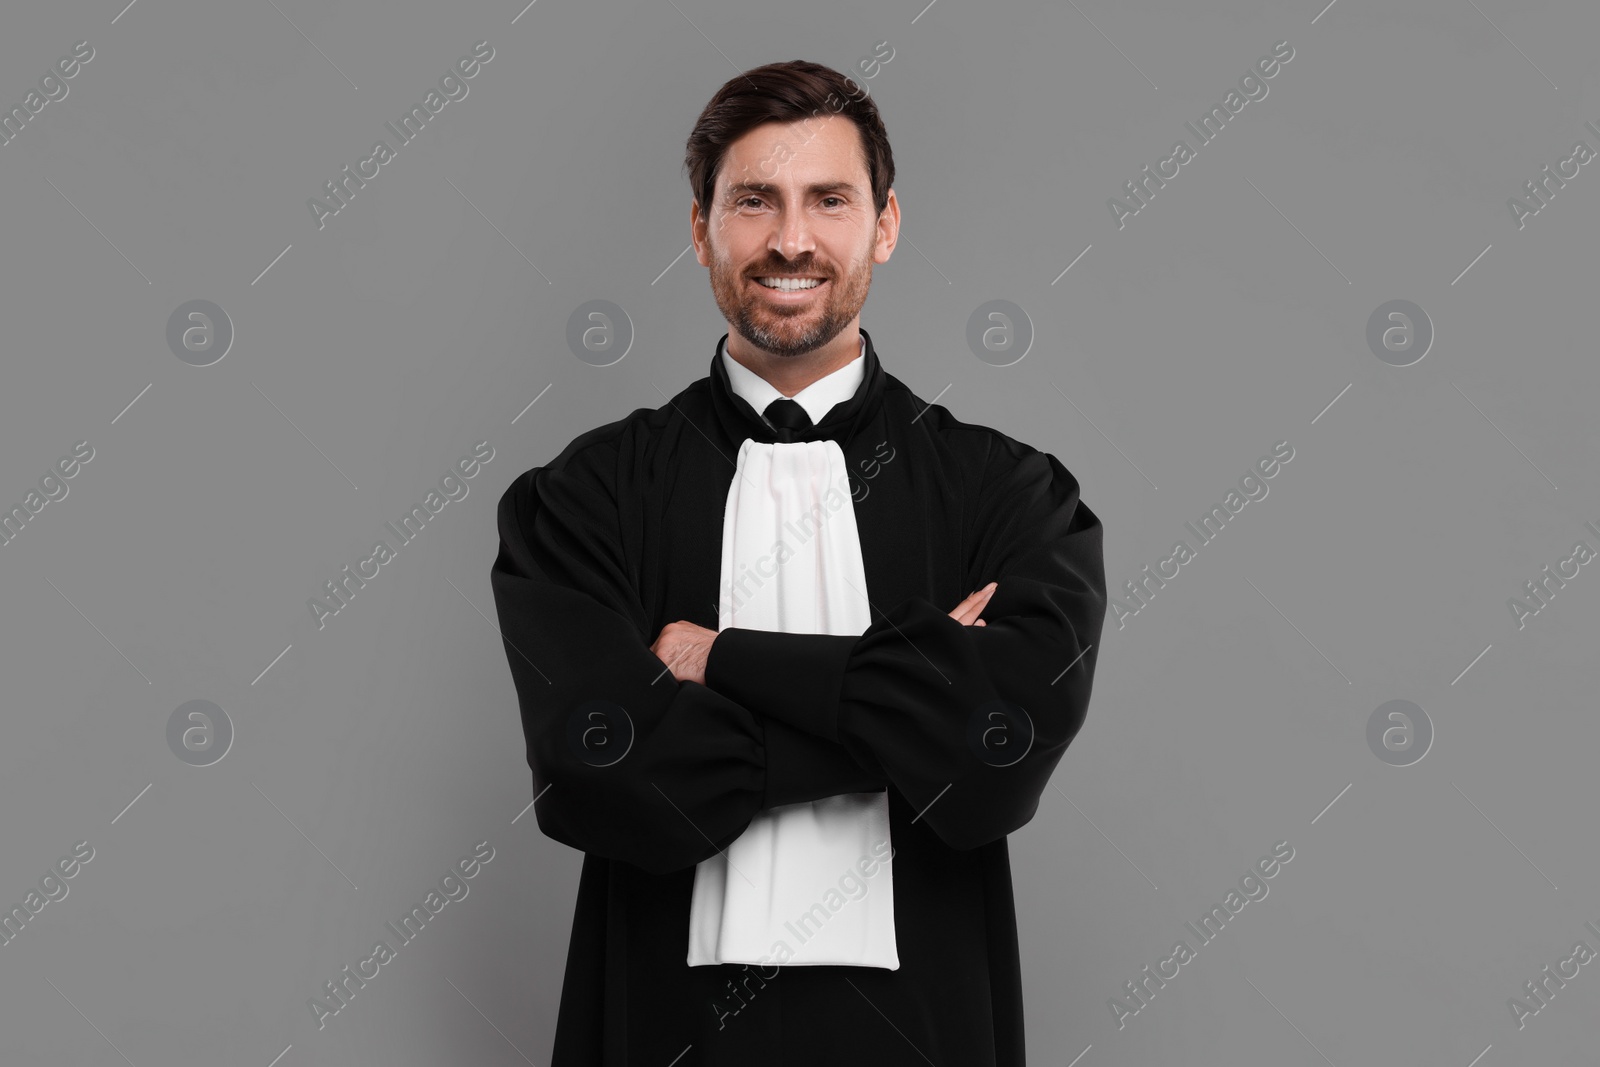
xmin=873 ymin=188 xmax=899 ymax=264
xmin=691 ymin=200 xmax=711 ymax=268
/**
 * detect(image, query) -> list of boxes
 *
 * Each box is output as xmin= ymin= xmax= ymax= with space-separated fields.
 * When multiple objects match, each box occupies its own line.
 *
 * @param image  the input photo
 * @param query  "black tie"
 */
xmin=763 ymin=397 xmax=812 ymax=442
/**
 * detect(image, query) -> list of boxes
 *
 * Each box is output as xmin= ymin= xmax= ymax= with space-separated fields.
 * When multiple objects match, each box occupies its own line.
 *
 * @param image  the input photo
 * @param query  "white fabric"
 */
xmin=686 ymin=437 xmax=899 ymax=970
xmin=720 ymin=333 xmax=865 ymax=426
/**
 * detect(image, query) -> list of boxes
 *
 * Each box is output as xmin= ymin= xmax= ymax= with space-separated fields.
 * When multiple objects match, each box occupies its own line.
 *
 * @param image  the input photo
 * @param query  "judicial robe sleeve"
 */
xmin=489 ymin=444 xmax=886 ymax=877
xmin=706 ymin=439 xmax=1107 ymax=852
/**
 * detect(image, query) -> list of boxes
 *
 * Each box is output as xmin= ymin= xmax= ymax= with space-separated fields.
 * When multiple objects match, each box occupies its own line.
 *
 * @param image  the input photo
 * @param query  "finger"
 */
xmin=968 ymin=583 xmax=999 ymax=625
xmin=949 ymin=591 xmax=985 ymax=625
xmin=949 ymin=582 xmax=998 ymax=624
xmin=959 ymin=582 xmax=997 ymax=621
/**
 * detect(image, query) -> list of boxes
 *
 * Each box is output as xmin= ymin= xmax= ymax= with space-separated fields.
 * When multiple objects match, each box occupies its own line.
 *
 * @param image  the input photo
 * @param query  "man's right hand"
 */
xmin=949 ymin=581 xmax=997 ymax=626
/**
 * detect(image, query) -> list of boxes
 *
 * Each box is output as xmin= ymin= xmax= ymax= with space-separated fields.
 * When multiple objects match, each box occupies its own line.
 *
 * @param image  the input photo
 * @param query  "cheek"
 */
xmin=713 ymin=226 xmax=764 ymax=267
xmin=840 ymin=238 xmax=876 ymax=276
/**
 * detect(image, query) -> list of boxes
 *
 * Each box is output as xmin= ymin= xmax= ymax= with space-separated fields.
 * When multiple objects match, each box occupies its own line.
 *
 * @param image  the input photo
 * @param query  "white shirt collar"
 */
xmin=721 ymin=333 xmax=866 ymax=426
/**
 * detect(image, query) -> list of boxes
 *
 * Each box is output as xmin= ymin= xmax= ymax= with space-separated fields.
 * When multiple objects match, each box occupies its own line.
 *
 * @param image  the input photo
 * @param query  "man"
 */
xmin=490 ymin=59 xmax=1106 ymax=1065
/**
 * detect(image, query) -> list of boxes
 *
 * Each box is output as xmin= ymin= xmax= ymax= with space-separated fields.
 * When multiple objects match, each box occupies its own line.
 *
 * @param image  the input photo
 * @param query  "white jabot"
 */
xmin=720 ymin=333 xmax=865 ymax=426
xmin=686 ymin=435 xmax=899 ymax=970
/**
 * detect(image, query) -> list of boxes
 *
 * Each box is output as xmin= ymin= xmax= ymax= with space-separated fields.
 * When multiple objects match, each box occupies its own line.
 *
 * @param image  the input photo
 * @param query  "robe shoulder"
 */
xmin=509 ymin=394 xmax=686 ymax=477
xmin=492 ymin=383 xmax=691 ymax=545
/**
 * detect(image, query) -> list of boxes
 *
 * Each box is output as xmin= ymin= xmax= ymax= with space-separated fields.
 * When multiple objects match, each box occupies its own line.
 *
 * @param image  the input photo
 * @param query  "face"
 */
xmin=693 ymin=115 xmax=897 ymax=359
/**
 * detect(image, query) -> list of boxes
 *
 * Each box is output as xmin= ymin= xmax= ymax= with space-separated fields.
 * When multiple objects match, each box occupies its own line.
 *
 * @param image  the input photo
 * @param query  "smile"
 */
xmin=751 ymin=276 xmax=828 ymax=301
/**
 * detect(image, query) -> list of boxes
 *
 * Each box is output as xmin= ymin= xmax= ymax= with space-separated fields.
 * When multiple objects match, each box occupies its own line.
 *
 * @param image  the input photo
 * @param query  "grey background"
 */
xmin=1 ymin=0 xmax=1596 ymax=1064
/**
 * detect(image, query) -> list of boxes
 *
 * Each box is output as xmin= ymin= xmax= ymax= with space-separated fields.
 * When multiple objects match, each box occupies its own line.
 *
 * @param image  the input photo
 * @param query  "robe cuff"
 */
xmin=706 ymin=628 xmax=858 ymax=743
xmin=759 ymin=716 xmax=883 ymax=809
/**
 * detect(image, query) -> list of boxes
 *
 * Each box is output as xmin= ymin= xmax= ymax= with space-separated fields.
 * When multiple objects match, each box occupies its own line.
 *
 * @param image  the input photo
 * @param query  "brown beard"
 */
xmin=706 ymin=243 xmax=873 ymax=358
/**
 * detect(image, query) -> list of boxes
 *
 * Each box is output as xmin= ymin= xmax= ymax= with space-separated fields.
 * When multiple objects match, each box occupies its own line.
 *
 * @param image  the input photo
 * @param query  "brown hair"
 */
xmin=684 ymin=59 xmax=896 ymax=221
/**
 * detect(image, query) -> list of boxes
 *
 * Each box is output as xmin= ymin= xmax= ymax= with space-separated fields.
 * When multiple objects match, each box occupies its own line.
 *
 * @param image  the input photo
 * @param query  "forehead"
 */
xmin=716 ymin=117 xmax=868 ymax=192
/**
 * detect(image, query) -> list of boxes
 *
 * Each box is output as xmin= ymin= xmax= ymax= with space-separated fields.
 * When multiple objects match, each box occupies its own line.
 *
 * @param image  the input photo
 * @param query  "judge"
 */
xmin=490 ymin=59 xmax=1107 ymax=1066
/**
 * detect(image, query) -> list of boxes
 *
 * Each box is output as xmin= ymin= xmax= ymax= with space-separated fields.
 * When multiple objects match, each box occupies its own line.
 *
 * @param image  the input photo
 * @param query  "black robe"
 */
xmin=489 ymin=327 xmax=1107 ymax=1066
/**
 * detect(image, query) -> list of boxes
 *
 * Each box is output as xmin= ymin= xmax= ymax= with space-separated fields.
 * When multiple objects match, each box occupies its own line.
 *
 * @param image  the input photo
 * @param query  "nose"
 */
xmin=770 ymin=207 xmax=815 ymax=263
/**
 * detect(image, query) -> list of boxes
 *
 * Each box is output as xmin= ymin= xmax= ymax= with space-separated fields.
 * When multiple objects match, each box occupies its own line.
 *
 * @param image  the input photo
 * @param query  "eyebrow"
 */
xmin=723 ymin=180 xmax=862 ymax=199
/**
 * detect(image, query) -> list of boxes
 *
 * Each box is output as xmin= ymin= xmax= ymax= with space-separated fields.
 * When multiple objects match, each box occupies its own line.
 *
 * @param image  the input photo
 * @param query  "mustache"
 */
xmin=746 ymin=262 xmax=829 ymax=277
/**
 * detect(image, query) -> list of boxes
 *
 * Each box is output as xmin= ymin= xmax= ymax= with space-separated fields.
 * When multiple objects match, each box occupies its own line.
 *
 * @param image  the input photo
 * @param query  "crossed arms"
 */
xmin=488 ymin=436 xmax=1106 ymax=875
xmin=647 ymin=582 xmax=996 ymax=687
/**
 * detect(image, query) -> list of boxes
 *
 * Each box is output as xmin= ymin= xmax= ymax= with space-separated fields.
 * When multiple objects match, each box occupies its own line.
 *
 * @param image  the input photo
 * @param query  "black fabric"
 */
xmin=761 ymin=396 xmax=813 ymax=441
xmin=490 ymin=326 xmax=1107 ymax=1066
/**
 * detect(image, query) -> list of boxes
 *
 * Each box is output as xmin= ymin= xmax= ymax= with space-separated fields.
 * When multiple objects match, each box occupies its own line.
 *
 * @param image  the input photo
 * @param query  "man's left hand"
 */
xmin=650 ymin=620 xmax=718 ymax=685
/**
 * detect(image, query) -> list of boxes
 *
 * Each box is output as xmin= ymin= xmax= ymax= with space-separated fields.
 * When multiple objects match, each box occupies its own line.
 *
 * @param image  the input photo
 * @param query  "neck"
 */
xmin=726 ymin=325 xmax=861 ymax=398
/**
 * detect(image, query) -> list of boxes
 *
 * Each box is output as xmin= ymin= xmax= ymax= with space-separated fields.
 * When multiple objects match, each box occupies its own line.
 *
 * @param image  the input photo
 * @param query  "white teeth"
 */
xmin=756 ymin=277 xmax=823 ymax=291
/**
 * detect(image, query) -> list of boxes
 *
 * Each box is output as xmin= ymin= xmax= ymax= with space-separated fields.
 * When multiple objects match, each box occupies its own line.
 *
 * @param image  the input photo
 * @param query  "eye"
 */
xmin=737 ymin=196 xmax=764 ymax=209
xmin=821 ymin=196 xmax=844 ymax=208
